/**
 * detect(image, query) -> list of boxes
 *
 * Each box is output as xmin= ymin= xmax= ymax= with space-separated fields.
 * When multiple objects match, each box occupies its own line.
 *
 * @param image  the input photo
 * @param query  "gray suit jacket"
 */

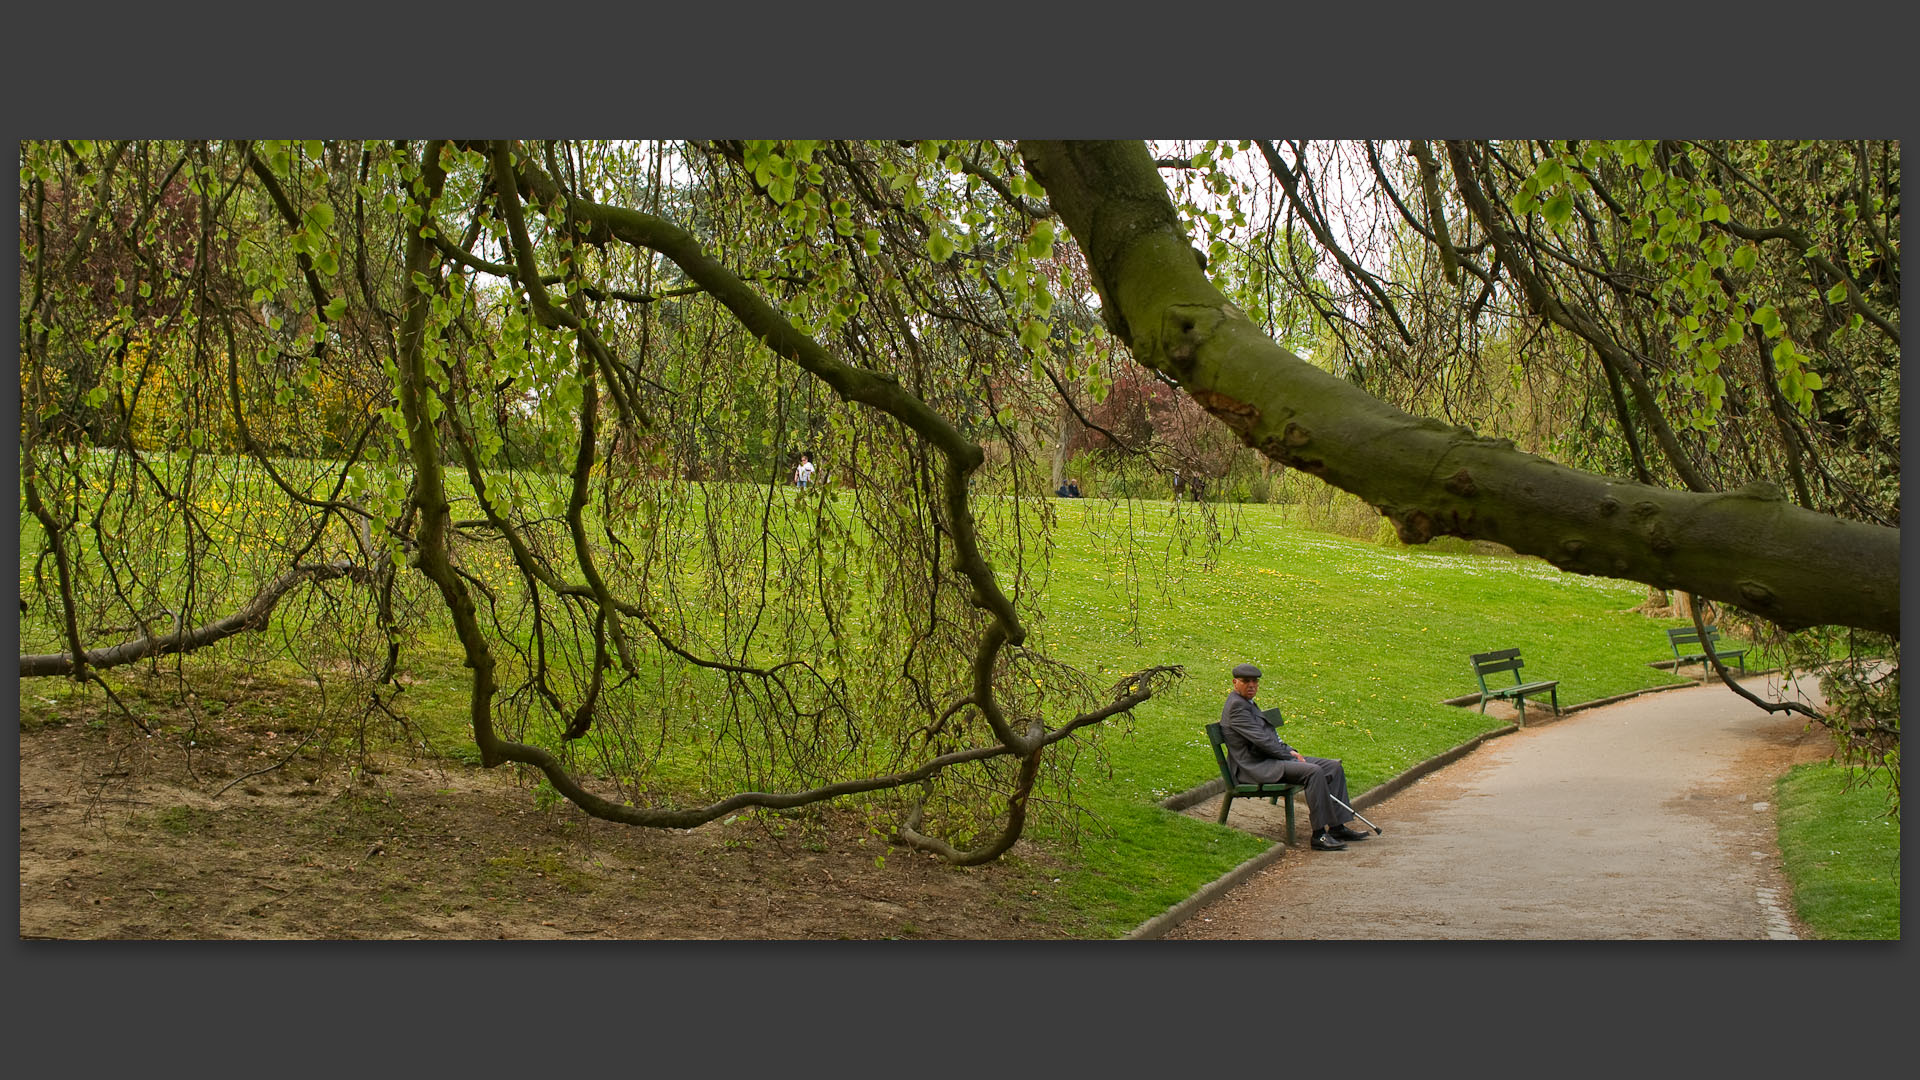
xmin=1219 ymin=691 xmax=1296 ymax=784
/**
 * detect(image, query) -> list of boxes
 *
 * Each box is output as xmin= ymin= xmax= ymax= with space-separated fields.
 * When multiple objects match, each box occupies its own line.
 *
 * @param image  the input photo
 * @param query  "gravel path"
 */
xmin=1164 ymin=676 xmax=1830 ymax=940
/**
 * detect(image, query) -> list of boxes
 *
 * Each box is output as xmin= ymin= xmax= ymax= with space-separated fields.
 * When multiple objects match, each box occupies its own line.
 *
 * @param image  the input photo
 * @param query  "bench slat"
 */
xmin=1205 ymin=720 xmax=1300 ymax=844
xmin=1468 ymin=648 xmax=1558 ymax=723
xmin=1664 ymin=626 xmax=1748 ymax=675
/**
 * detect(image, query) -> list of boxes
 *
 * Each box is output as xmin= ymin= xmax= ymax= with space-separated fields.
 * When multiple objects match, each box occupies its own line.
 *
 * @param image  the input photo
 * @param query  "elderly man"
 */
xmin=1219 ymin=662 xmax=1370 ymax=851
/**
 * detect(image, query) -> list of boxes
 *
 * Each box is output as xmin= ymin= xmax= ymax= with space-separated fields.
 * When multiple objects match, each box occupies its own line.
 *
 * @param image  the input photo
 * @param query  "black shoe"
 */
xmin=1329 ymin=824 xmax=1372 ymax=842
xmin=1309 ymin=832 xmax=1347 ymax=851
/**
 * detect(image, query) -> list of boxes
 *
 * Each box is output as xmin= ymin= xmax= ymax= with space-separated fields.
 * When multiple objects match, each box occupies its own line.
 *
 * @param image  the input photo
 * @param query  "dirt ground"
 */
xmin=18 ymin=689 xmax=1081 ymax=941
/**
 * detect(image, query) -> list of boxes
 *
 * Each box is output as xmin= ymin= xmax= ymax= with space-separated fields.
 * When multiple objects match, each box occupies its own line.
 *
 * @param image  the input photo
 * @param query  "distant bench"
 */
xmin=1469 ymin=648 xmax=1559 ymax=724
xmin=1665 ymin=626 xmax=1748 ymax=677
xmin=1204 ymin=714 xmax=1301 ymax=844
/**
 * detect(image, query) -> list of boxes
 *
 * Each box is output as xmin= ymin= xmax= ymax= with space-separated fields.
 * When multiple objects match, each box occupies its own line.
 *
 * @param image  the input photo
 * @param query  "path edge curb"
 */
xmin=1130 ymin=678 xmax=1757 ymax=939
xmin=1130 ymin=722 xmax=1523 ymax=940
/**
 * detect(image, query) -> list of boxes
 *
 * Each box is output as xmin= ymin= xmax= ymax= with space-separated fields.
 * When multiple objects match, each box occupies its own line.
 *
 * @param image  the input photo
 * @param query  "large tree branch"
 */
xmin=1020 ymin=140 xmax=1899 ymax=635
xmin=20 ymin=561 xmax=369 ymax=678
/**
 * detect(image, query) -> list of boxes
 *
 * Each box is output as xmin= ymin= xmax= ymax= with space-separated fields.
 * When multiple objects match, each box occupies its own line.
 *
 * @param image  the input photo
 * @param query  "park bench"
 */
xmin=1665 ymin=626 xmax=1748 ymax=677
xmin=1205 ymin=713 xmax=1300 ymax=843
xmin=1468 ymin=648 xmax=1559 ymax=723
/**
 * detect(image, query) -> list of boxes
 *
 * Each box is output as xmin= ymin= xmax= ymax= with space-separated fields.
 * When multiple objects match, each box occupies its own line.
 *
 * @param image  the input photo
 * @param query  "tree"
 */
xmin=21 ymin=139 xmax=1178 ymax=863
xmin=21 ymin=139 xmax=1898 ymax=853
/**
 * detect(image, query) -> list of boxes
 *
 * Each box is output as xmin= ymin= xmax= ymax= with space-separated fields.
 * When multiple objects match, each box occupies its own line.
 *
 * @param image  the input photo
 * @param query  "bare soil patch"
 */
xmin=19 ymin=686 xmax=1079 ymax=940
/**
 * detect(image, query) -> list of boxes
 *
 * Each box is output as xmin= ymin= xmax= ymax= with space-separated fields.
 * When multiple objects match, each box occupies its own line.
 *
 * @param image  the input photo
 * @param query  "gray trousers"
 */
xmin=1272 ymin=755 xmax=1353 ymax=832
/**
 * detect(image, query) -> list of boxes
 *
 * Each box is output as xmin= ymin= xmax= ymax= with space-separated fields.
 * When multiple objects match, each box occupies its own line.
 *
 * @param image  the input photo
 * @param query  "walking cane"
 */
xmin=1329 ymin=793 xmax=1382 ymax=835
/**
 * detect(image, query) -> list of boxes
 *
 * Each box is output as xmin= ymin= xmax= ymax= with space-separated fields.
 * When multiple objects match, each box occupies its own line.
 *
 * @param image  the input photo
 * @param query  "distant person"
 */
xmin=794 ymin=454 xmax=815 ymax=491
xmin=1218 ymin=663 xmax=1370 ymax=851
xmin=1056 ymin=478 xmax=1082 ymax=498
xmin=1172 ymin=470 xmax=1183 ymax=499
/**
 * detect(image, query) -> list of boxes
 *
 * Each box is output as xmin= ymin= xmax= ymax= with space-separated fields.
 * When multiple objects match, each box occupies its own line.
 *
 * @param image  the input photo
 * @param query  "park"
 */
xmin=17 ymin=139 xmax=1899 ymax=939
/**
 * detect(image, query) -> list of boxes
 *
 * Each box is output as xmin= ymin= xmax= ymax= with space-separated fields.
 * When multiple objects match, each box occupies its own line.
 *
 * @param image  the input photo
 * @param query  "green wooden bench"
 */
xmin=1666 ymin=626 xmax=1748 ymax=677
xmin=1205 ymin=714 xmax=1300 ymax=843
xmin=1469 ymin=648 xmax=1559 ymax=723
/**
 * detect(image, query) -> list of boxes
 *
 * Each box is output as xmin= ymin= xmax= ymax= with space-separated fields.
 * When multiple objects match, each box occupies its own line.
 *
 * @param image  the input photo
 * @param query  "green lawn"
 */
xmin=1774 ymin=762 xmax=1901 ymax=939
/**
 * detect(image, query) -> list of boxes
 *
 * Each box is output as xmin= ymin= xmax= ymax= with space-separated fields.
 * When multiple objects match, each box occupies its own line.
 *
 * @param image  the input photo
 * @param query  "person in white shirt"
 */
xmin=794 ymin=454 xmax=815 ymax=491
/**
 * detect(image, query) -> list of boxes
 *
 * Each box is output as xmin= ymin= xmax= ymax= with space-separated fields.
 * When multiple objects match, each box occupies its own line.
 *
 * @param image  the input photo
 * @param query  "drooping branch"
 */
xmin=1684 ymin=595 xmax=1822 ymax=721
xmin=1256 ymin=140 xmax=1418 ymax=350
xmin=1440 ymin=140 xmax=1714 ymax=494
xmin=1406 ymin=140 xmax=1462 ymax=287
xmin=378 ymin=141 xmax=1174 ymax=857
xmin=1020 ymin=139 xmax=1899 ymax=635
xmin=20 ymin=560 xmax=370 ymax=678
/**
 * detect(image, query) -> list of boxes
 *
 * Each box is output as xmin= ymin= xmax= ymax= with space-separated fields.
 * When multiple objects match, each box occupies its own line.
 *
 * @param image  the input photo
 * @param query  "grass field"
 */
xmin=24 ymin=473 xmax=1893 ymax=938
xmin=1773 ymin=762 xmax=1901 ymax=939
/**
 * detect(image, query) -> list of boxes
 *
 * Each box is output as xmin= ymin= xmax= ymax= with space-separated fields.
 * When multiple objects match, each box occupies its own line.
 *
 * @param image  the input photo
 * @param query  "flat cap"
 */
xmin=1231 ymin=663 xmax=1262 ymax=680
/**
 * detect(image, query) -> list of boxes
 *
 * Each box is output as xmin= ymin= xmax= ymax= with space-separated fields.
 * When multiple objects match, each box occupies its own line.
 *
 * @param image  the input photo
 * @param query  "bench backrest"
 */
xmin=1667 ymin=625 xmax=1723 ymax=650
xmin=1204 ymin=722 xmax=1235 ymax=785
xmin=1206 ymin=710 xmax=1285 ymax=787
xmin=1470 ymin=648 xmax=1526 ymax=691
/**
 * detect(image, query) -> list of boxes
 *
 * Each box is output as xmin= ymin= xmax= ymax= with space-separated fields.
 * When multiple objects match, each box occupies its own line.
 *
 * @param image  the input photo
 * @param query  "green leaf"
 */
xmin=927 ymin=232 xmax=954 ymax=263
xmin=1543 ymin=192 xmax=1573 ymax=227
xmin=324 ymin=296 xmax=348 ymax=321
xmin=1030 ymin=219 xmax=1055 ymax=259
xmin=1018 ymin=318 xmax=1049 ymax=352
xmin=1825 ymin=282 xmax=1849 ymax=303
xmin=1702 ymin=371 xmax=1726 ymax=404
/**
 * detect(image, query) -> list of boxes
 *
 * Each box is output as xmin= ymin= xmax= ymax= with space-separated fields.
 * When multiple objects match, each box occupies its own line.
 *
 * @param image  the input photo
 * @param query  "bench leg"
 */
xmin=1284 ymin=792 xmax=1296 ymax=846
xmin=1217 ymin=792 xmax=1232 ymax=825
xmin=1550 ymin=688 xmax=1559 ymax=716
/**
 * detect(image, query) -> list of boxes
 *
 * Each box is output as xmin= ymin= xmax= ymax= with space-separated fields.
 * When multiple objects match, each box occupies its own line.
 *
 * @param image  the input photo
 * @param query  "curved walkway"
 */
xmin=1159 ymin=676 xmax=1829 ymax=940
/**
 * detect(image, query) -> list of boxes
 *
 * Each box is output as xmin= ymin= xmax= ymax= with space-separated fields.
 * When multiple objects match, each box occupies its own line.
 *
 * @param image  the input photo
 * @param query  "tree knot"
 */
xmin=1193 ymin=390 xmax=1260 ymax=435
xmin=1391 ymin=509 xmax=1433 ymax=545
xmin=1161 ymin=304 xmax=1223 ymax=375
